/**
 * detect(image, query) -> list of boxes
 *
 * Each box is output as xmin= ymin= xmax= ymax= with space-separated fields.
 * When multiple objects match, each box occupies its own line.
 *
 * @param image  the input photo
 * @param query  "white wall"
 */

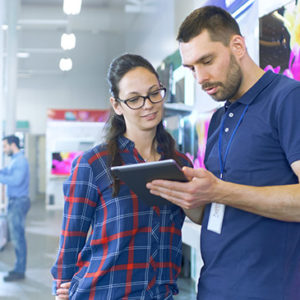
xmin=16 ymin=31 xmax=124 ymax=134
xmin=124 ymin=0 xmax=177 ymax=67
xmin=17 ymin=77 xmax=108 ymax=134
xmin=124 ymin=0 xmax=198 ymax=68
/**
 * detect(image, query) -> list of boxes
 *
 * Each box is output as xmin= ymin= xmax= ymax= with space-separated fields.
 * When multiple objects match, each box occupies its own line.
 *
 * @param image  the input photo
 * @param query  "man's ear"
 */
xmin=110 ymin=97 xmax=123 ymax=115
xmin=230 ymin=35 xmax=246 ymax=59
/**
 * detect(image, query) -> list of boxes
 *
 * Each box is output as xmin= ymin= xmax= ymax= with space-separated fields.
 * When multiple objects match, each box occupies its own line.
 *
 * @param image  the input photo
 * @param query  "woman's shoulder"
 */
xmin=71 ymin=143 xmax=113 ymax=185
xmin=74 ymin=143 xmax=110 ymax=168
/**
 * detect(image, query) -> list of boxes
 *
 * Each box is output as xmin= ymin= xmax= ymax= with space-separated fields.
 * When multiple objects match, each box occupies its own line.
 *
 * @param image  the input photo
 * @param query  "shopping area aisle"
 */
xmin=0 ymin=201 xmax=61 ymax=299
xmin=0 ymin=201 xmax=196 ymax=299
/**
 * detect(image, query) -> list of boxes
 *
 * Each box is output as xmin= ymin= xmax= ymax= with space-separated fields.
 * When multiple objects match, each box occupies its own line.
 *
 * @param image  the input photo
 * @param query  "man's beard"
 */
xmin=202 ymin=54 xmax=242 ymax=102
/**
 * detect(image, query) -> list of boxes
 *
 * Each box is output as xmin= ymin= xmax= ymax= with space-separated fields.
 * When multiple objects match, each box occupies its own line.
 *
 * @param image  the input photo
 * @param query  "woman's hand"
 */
xmin=55 ymin=282 xmax=71 ymax=299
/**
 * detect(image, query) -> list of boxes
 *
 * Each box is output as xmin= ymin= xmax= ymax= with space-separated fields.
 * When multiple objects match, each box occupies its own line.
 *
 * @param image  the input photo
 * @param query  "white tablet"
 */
xmin=110 ymin=159 xmax=188 ymax=207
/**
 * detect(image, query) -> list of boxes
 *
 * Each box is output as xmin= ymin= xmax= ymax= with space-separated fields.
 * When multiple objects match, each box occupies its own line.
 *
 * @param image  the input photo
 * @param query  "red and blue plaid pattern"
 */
xmin=51 ymin=136 xmax=192 ymax=299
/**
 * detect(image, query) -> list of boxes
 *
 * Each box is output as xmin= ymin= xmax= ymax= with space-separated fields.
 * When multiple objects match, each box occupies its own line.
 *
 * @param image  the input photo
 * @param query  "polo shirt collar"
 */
xmin=12 ymin=151 xmax=22 ymax=159
xmin=225 ymin=70 xmax=276 ymax=108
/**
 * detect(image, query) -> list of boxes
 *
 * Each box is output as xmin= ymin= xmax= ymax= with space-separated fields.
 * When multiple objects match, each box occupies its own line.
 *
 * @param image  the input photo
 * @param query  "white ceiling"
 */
xmin=8 ymin=0 xmax=292 ymax=80
xmin=21 ymin=0 xmax=120 ymax=9
xmin=14 ymin=0 xmax=142 ymax=78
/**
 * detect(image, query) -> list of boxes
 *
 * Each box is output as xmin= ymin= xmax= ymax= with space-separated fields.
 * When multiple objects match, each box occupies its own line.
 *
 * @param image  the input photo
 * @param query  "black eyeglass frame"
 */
xmin=116 ymin=86 xmax=167 ymax=110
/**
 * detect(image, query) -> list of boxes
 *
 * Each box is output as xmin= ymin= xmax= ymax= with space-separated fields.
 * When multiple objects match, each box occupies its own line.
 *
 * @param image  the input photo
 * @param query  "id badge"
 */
xmin=207 ymin=203 xmax=225 ymax=234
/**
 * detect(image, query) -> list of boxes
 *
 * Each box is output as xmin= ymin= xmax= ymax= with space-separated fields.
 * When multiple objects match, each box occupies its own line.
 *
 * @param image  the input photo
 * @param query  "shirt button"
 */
xmin=224 ymin=128 xmax=229 ymax=133
xmin=229 ymin=112 xmax=234 ymax=117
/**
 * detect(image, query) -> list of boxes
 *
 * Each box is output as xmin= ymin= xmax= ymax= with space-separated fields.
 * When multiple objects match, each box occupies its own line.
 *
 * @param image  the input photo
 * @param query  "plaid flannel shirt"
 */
xmin=51 ymin=135 xmax=192 ymax=299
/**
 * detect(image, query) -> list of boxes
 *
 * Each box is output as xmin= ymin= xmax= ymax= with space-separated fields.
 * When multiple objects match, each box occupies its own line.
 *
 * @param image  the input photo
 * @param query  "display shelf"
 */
xmin=46 ymin=120 xmax=106 ymax=209
xmin=182 ymin=218 xmax=203 ymax=292
xmin=49 ymin=175 xmax=69 ymax=179
xmin=164 ymin=102 xmax=193 ymax=117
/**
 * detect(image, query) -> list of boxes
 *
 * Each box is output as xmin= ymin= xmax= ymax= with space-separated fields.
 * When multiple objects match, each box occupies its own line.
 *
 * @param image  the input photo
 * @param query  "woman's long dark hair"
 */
xmin=106 ymin=53 xmax=182 ymax=196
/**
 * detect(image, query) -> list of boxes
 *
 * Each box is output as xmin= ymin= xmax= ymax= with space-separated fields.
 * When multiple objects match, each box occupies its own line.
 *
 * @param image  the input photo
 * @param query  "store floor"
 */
xmin=0 ymin=201 xmax=197 ymax=299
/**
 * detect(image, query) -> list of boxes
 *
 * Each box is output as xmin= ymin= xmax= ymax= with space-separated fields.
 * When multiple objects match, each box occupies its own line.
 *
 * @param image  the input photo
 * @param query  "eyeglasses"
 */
xmin=117 ymin=87 xmax=166 ymax=110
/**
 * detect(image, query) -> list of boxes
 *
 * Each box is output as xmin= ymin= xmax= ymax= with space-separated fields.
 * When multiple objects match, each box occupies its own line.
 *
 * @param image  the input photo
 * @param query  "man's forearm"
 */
xmin=216 ymin=180 xmax=300 ymax=222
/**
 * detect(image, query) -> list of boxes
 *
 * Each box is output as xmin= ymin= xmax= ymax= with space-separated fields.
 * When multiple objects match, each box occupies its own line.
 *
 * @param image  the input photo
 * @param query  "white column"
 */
xmin=5 ymin=0 xmax=20 ymax=135
xmin=0 ymin=1 xmax=6 ymax=211
xmin=0 ymin=0 xmax=6 ymax=163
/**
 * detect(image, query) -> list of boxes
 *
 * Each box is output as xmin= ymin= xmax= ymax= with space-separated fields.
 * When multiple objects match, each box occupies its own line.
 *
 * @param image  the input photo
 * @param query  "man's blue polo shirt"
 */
xmin=199 ymin=71 xmax=300 ymax=300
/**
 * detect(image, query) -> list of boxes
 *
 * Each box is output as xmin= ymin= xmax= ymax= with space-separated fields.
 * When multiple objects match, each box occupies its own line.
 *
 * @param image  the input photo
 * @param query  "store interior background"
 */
xmin=0 ymin=0 xmax=298 ymax=298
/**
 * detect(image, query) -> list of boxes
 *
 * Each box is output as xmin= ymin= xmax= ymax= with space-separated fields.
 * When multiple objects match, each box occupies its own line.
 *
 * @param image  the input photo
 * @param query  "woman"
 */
xmin=51 ymin=54 xmax=201 ymax=299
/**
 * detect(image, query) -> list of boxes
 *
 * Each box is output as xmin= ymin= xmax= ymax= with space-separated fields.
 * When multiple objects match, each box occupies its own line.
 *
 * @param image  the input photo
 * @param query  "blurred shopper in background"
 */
xmin=0 ymin=135 xmax=30 ymax=282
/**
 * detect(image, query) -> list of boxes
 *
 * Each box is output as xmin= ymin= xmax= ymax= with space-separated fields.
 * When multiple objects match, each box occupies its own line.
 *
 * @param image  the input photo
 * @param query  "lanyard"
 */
xmin=218 ymin=104 xmax=249 ymax=179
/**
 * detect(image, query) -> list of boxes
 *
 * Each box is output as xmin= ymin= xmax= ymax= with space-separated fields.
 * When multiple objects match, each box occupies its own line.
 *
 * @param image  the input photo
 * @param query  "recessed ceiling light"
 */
xmin=59 ymin=58 xmax=73 ymax=71
xmin=63 ymin=0 xmax=82 ymax=15
xmin=61 ymin=33 xmax=76 ymax=50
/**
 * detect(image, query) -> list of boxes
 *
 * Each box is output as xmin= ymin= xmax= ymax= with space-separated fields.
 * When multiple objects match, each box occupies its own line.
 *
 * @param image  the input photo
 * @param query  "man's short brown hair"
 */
xmin=177 ymin=5 xmax=242 ymax=46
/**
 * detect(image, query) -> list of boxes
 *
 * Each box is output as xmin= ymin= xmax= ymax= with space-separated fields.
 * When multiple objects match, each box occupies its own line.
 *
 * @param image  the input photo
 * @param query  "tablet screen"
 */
xmin=111 ymin=159 xmax=187 ymax=207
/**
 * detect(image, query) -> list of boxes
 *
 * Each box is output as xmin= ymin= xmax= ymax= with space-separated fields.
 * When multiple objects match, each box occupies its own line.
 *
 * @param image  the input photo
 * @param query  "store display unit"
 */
xmin=46 ymin=115 xmax=107 ymax=209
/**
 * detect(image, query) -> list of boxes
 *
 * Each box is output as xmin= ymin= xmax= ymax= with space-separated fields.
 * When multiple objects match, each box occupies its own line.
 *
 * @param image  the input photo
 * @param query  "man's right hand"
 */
xmin=147 ymin=166 xmax=219 ymax=209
